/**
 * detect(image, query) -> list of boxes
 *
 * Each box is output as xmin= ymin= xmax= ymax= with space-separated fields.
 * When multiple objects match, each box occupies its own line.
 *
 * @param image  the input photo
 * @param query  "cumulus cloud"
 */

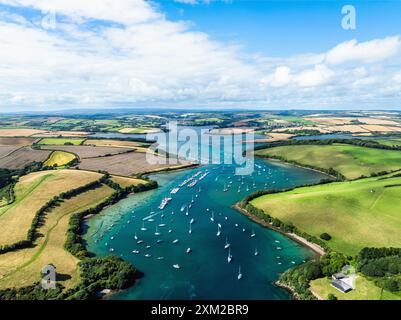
xmin=0 ymin=0 xmax=400 ymax=110
xmin=325 ymin=36 xmax=401 ymax=65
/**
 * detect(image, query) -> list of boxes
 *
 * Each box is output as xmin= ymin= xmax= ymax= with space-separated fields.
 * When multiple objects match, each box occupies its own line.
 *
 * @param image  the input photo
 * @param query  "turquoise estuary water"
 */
xmin=85 ymin=130 xmax=327 ymax=300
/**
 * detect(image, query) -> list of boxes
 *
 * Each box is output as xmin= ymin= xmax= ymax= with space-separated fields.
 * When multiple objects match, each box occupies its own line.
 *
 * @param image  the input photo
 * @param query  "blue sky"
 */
xmin=0 ymin=0 xmax=401 ymax=111
xmin=159 ymin=1 xmax=401 ymax=55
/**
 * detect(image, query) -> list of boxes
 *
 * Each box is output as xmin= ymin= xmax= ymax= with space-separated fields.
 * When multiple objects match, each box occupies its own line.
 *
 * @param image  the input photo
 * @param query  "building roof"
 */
xmin=330 ymin=279 xmax=353 ymax=293
xmin=332 ymin=272 xmax=346 ymax=279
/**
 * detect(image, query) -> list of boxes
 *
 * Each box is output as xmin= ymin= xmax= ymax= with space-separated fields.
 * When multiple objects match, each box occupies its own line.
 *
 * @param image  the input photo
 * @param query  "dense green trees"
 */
xmin=279 ymin=260 xmax=323 ymax=300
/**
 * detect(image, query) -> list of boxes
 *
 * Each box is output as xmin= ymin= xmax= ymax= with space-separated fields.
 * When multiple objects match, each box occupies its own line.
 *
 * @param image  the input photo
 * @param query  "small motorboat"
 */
xmin=132 ymin=250 xmax=140 ymax=254
xmin=137 ymin=240 xmax=144 ymax=244
xmin=173 ymin=264 xmax=181 ymax=269
xmin=186 ymin=248 xmax=192 ymax=254
xmin=144 ymin=254 xmax=151 ymax=258
xmin=172 ymin=239 xmax=179 ymax=244
xmin=237 ymin=266 xmax=243 ymax=280
xmin=224 ymin=237 xmax=230 ymax=249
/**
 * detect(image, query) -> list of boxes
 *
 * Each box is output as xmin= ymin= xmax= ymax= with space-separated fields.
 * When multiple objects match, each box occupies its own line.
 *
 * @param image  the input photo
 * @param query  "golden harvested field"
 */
xmin=118 ymin=127 xmax=161 ymax=134
xmin=84 ymin=139 xmax=142 ymax=149
xmin=111 ymin=175 xmax=148 ymax=188
xmin=359 ymin=125 xmax=401 ymax=132
xmin=0 ymin=147 xmax=51 ymax=169
xmin=357 ymin=117 xmax=401 ymax=126
xmin=0 ymin=137 xmax=37 ymax=146
xmin=324 ymin=125 xmax=370 ymax=133
xmin=304 ymin=117 xmax=354 ymax=125
xmin=0 ymin=146 xmax=20 ymax=159
xmin=0 ymin=185 xmax=114 ymax=290
xmin=0 ymin=129 xmax=47 ymax=137
xmin=78 ymin=151 xmax=192 ymax=176
xmin=32 ymin=131 xmax=90 ymax=137
xmin=41 ymin=145 xmax=133 ymax=159
xmin=0 ymin=170 xmax=102 ymax=247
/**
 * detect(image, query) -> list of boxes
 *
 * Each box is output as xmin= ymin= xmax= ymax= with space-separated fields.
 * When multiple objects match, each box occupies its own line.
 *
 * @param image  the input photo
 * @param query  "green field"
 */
xmin=251 ymin=175 xmax=401 ymax=255
xmin=0 ymin=170 xmax=102 ymax=247
xmin=43 ymin=151 xmax=76 ymax=167
xmin=255 ymin=144 xmax=401 ymax=179
xmin=374 ymin=138 xmax=401 ymax=147
xmin=38 ymin=138 xmax=85 ymax=145
xmin=310 ymin=275 xmax=401 ymax=300
xmin=0 ymin=184 xmax=114 ymax=290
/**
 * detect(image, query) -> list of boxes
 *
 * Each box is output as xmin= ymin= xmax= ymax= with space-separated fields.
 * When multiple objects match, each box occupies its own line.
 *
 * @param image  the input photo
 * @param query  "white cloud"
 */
xmin=294 ymin=64 xmax=334 ymax=87
xmin=0 ymin=0 xmax=400 ymax=111
xmin=325 ymin=36 xmax=401 ymax=65
xmin=271 ymin=66 xmax=291 ymax=87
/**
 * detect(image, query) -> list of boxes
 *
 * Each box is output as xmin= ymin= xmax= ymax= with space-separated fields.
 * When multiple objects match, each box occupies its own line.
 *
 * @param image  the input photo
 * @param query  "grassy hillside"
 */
xmin=255 ymin=144 xmax=401 ymax=179
xmin=0 ymin=170 xmax=102 ymax=247
xmin=310 ymin=276 xmax=401 ymax=300
xmin=38 ymin=138 xmax=84 ymax=145
xmin=44 ymin=151 xmax=76 ymax=167
xmin=251 ymin=175 xmax=401 ymax=255
xmin=0 ymin=185 xmax=114 ymax=290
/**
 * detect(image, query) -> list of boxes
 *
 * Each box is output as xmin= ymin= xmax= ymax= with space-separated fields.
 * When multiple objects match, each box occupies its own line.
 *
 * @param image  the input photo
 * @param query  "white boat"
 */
xmin=237 ymin=266 xmax=243 ymax=280
xmin=140 ymin=221 xmax=147 ymax=231
xmin=145 ymin=254 xmax=151 ymax=258
xmin=180 ymin=204 xmax=186 ymax=212
xmin=110 ymin=236 xmax=114 ymax=240
xmin=191 ymin=195 xmax=194 ymax=204
xmin=154 ymin=226 xmax=161 ymax=236
xmin=173 ymin=264 xmax=181 ymax=269
xmin=186 ymin=248 xmax=192 ymax=254
xmin=134 ymin=232 xmax=138 ymax=240
xmin=224 ymin=237 xmax=230 ymax=249
xmin=172 ymin=239 xmax=179 ymax=244
xmin=251 ymin=230 xmax=256 ymax=238
xmin=189 ymin=223 xmax=192 ymax=234
xmin=223 ymin=183 xmax=228 ymax=192
xmin=188 ymin=180 xmax=198 ymax=188
xmin=210 ymin=211 xmax=215 ymax=222
xmin=159 ymin=197 xmax=172 ymax=210
xmin=242 ymin=227 xmax=246 ymax=232
xmin=137 ymin=240 xmax=143 ymax=244
xmin=185 ymin=207 xmax=189 ymax=216
xmin=235 ymin=224 xmax=238 ymax=227
xmin=170 ymin=187 xmax=180 ymax=194
xmin=159 ymin=216 xmax=166 ymax=227
xmin=224 ymin=216 xmax=228 ymax=221
xmin=216 ymin=224 xmax=221 ymax=237
xmin=254 ymin=248 xmax=259 ymax=256
xmin=157 ymin=257 xmax=164 ymax=260
xmin=190 ymin=218 xmax=195 ymax=224
xmin=168 ymin=229 xmax=173 ymax=233
xmin=109 ymin=248 xmax=114 ymax=252
xmin=227 ymin=248 xmax=232 ymax=263
xmin=132 ymin=250 xmax=140 ymax=254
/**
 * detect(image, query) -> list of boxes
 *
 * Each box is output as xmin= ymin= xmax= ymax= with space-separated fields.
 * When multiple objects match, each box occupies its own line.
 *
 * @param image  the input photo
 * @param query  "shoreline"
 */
xmin=256 ymin=156 xmax=337 ymax=180
xmin=232 ymin=203 xmax=325 ymax=256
